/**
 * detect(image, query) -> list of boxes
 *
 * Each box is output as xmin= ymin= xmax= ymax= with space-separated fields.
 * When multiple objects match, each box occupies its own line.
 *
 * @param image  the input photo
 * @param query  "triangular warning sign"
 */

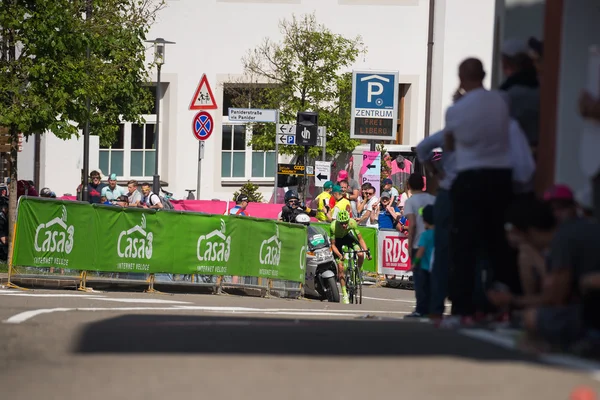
xmin=189 ymin=74 xmax=217 ymax=110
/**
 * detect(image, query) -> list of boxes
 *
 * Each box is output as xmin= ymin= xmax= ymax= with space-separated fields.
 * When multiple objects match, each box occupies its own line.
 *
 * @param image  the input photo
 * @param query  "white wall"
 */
xmin=147 ymin=0 xmax=497 ymax=200
xmin=554 ymin=0 xmax=600 ymax=193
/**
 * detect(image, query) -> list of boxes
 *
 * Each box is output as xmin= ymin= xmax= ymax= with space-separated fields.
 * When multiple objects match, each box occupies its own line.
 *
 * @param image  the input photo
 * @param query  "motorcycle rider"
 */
xmin=330 ymin=210 xmax=371 ymax=304
xmin=278 ymin=190 xmax=317 ymax=223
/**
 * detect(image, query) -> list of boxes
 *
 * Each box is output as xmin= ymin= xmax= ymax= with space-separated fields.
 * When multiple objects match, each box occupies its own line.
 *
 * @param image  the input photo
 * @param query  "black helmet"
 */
xmin=284 ymin=190 xmax=299 ymax=203
xmin=40 ymin=187 xmax=53 ymax=197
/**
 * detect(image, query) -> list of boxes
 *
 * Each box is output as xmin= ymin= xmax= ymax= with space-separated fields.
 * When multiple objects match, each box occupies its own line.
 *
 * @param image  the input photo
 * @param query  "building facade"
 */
xmin=19 ymin=0 xmax=499 ymax=200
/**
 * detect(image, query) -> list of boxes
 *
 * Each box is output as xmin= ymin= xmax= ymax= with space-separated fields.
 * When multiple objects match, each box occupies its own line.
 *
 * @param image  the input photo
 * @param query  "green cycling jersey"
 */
xmin=330 ymin=218 xmax=359 ymax=239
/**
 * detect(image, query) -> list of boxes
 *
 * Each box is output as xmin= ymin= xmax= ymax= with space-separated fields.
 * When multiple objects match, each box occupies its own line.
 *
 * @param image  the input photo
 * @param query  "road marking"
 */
xmin=461 ymin=329 xmax=600 ymax=381
xmin=362 ymin=296 xmax=415 ymax=303
xmin=87 ymin=298 xmax=192 ymax=305
xmin=0 ymin=292 xmax=99 ymax=297
xmin=4 ymin=305 xmax=410 ymax=324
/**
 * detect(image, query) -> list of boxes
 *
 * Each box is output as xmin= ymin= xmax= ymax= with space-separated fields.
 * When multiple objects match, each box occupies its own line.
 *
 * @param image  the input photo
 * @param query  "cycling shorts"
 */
xmin=332 ymin=234 xmax=361 ymax=259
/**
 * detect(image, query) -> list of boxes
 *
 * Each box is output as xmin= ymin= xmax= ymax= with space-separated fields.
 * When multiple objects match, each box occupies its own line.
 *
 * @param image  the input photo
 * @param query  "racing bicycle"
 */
xmin=342 ymin=247 xmax=370 ymax=305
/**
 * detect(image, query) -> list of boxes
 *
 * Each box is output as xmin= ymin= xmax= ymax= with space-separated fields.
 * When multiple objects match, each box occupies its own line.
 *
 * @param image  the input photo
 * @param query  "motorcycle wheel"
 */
xmin=325 ymin=276 xmax=340 ymax=303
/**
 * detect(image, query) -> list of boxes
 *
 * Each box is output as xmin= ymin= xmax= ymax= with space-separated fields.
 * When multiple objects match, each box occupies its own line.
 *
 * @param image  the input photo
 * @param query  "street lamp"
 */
xmin=145 ymin=37 xmax=175 ymax=194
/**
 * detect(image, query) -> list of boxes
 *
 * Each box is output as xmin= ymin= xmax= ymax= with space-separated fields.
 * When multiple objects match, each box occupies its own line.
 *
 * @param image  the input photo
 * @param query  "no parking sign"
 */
xmin=192 ymin=111 xmax=213 ymax=141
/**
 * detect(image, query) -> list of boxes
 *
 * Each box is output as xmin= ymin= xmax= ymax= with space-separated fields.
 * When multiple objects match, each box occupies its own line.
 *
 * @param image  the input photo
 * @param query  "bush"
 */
xmin=232 ymin=181 xmax=264 ymax=203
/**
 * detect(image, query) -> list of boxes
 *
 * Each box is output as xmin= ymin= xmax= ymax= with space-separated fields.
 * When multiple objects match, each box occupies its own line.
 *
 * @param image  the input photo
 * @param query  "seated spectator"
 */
xmin=543 ymin=184 xmax=578 ymax=223
xmin=39 ymin=187 xmax=56 ymax=198
xmin=100 ymin=196 xmax=112 ymax=206
xmin=488 ymin=197 xmax=600 ymax=351
xmin=381 ymin=178 xmax=399 ymax=204
xmin=115 ymin=195 xmax=129 ymax=207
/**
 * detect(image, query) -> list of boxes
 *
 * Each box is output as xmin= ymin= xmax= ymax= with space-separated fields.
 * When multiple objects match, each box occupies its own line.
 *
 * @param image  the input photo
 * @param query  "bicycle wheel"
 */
xmin=355 ymin=266 xmax=363 ymax=304
xmin=346 ymin=256 xmax=355 ymax=303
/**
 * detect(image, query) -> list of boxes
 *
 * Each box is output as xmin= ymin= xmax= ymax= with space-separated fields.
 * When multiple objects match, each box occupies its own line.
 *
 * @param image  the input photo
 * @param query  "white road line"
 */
xmin=4 ymin=305 xmax=410 ymax=324
xmin=362 ymin=296 xmax=416 ymax=303
xmin=0 ymin=292 xmax=101 ymax=297
xmin=86 ymin=298 xmax=192 ymax=305
xmin=461 ymin=329 xmax=600 ymax=381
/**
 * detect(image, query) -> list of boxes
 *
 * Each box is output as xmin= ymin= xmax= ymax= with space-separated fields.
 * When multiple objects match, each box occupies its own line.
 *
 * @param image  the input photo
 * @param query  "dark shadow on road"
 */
xmin=74 ymin=314 xmax=538 ymax=364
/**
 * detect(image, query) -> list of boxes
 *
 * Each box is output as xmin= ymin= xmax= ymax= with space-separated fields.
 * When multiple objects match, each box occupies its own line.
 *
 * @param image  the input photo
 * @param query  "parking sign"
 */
xmin=350 ymin=70 xmax=399 ymax=141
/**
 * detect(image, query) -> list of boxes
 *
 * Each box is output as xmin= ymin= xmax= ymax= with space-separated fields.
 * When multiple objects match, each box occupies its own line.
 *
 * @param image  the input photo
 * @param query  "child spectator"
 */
xmin=406 ymin=205 xmax=435 ymax=318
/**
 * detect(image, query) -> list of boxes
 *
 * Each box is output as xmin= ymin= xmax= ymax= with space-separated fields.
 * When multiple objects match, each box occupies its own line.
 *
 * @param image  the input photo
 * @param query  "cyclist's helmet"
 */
xmin=337 ymin=210 xmax=350 ymax=223
xmin=284 ymin=190 xmax=299 ymax=203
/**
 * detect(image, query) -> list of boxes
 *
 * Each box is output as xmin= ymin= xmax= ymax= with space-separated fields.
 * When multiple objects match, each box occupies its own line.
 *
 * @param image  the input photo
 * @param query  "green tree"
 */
xmin=0 ymin=0 xmax=163 ymax=255
xmin=232 ymin=181 xmax=264 ymax=203
xmin=229 ymin=13 xmax=365 ymax=159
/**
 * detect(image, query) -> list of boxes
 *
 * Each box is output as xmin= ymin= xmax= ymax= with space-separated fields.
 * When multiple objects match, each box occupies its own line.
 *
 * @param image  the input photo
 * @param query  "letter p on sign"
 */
xmin=367 ymin=82 xmax=384 ymax=103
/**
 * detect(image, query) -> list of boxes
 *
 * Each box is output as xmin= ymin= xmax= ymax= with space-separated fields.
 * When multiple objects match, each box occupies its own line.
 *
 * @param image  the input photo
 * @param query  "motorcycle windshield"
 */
xmin=307 ymin=225 xmax=330 ymax=250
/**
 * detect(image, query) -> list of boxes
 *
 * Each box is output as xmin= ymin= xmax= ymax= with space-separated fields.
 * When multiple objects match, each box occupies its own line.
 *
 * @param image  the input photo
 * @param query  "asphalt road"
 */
xmin=0 ymin=285 xmax=599 ymax=400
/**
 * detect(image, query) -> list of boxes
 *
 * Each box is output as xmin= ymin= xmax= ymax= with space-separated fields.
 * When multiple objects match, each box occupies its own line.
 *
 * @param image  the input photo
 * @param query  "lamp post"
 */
xmin=145 ymin=38 xmax=175 ymax=194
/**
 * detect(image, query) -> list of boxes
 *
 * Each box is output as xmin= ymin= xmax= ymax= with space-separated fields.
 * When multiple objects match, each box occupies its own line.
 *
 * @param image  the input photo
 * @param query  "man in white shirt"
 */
xmin=444 ymin=58 xmax=514 ymax=321
xmin=356 ymin=183 xmax=379 ymax=228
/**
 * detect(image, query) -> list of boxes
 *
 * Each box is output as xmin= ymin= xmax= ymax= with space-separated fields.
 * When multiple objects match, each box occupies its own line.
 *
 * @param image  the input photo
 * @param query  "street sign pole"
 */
xmin=196 ymin=141 xmax=204 ymax=199
xmin=303 ymin=147 xmax=308 ymax=203
xmin=274 ymin=110 xmax=280 ymax=204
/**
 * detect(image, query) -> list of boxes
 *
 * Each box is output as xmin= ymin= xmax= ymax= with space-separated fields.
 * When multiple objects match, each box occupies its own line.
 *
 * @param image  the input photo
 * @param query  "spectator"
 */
xmin=100 ymin=196 xmax=112 ymax=206
xmin=406 ymin=204 xmax=435 ymax=318
xmin=416 ymin=89 xmax=462 ymax=319
xmin=336 ymin=170 xmax=360 ymax=217
xmin=228 ymin=194 xmax=249 ymax=216
xmin=488 ymin=197 xmax=600 ymax=351
xmin=330 ymin=185 xmax=351 ymax=221
xmin=356 ymin=183 xmax=378 ymax=228
xmin=314 ymin=181 xmax=333 ymax=222
xmin=81 ymin=170 xmax=106 ymax=204
xmin=528 ymin=37 xmax=543 ymax=78
xmin=404 ymin=173 xmax=436 ymax=256
xmin=0 ymin=197 xmax=8 ymax=261
xmin=17 ymin=179 xmax=38 ymax=199
xmin=140 ymin=182 xmax=163 ymax=209
xmin=373 ymin=191 xmax=402 ymax=231
xmin=398 ymin=178 xmax=411 ymax=208
xmin=381 ymin=178 xmax=399 ymax=204
xmin=101 ymin=173 xmax=127 ymax=202
xmin=127 ymin=180 xmax=142 ymax=207
xmin=115 ymin=195 xmax=129 ymax=207
xmin=579 ymin=89 xmax=600 ymax=219
xmin=543 ymin=184 xmax=578 ymax=224
xmin=445 ymin=58 xmax=514 ymax=323
xmin=39 ymin=187 xmax=56 ymax=198
xmin=499 ymin=38 xmax=540 ymax=149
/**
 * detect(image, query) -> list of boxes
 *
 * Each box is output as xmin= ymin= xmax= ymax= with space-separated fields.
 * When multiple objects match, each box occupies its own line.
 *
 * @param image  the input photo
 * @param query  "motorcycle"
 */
xmin=293 ymin=213 xmax=340 ymax=303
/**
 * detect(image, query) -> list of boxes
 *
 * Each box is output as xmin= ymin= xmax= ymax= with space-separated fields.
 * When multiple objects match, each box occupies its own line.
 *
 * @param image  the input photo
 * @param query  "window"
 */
xmin=220 ymin=124 xmax=275 ymax=180
xmin=99 ymin=117 xmax=157 ymax=179
xmin=99 ymin=87 xmax=158 ymax=179
xmin=221 ymin=83 xmax=276 ymax=182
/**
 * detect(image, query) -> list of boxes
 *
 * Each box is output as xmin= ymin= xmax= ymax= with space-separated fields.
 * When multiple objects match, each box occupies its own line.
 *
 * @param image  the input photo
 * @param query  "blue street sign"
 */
xmin=350 ymin=70 xmax=399 ymax=141
xmin=286 ymin=135 xmax=295 ymax=144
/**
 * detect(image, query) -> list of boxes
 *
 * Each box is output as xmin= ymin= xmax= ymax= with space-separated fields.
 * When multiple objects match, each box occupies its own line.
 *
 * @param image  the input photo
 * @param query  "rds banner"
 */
xmin=13 ymin=198 xmax=307 ymax=283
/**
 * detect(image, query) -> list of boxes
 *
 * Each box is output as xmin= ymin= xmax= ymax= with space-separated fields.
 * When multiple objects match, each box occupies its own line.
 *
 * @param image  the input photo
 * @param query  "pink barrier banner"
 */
xmin=59 ymin=196 xmax=287 ymax=220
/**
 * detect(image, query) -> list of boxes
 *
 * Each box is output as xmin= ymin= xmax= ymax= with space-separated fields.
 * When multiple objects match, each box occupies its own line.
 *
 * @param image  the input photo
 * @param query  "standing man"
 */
xmin=228 ymin=194 xmax=250 ymax=216
xmin=336 ymin=170 xmax=360 ymax=217
xmin=127 ymin=180 xmax=142 ymax=207
xmin=101 ymin=173 xmax=127 ymax=202
xmin=314 ymin=181 xmax=333 ymax=222
xmin=82 ymin=170 xmax=106 ymax=204
xmin=445 ymin=58 xmax=513 ymax=323
xmin=404 ymin=173 xmax=436 ymax=257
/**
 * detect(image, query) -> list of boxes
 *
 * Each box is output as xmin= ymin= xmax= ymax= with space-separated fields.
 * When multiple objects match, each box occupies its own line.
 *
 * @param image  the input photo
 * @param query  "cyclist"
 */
xmin=330 ymin=209 xmax=371 ymax=304
xmin=278 ymin=189 xmax=317 ymax=223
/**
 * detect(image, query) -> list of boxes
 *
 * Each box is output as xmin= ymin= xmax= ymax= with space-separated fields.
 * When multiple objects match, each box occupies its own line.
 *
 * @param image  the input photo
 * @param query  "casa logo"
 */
xmin=197 ymin=219 xmax=231 ymax=262
xmin=259 ymin=225 xmax=281 ymax=266
xmin=34 ymin=205 xmax=74 ymax=254
xmin=117 ymin=214 xmax=153 ymax=259
xmin=299 ymin=245 xmax=306 ymax=271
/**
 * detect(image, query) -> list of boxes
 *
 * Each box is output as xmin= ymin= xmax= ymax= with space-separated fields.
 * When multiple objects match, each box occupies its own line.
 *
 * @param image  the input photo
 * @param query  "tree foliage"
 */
xmin=232 ymin=181 xmax=264 ymax=203
xmin=0 ymin=0 xmax=164 ymax=256
xmin=228 ymin=13 xmax=365 ymax=159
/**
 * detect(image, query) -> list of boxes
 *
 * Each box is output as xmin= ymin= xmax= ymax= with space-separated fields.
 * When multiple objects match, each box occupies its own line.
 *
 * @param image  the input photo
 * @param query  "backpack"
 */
xmin=148 ymin=193 xmax=174 ymax=210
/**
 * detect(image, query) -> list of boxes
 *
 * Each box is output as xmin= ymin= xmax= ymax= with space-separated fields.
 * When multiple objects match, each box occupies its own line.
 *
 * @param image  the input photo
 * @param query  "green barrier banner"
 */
xmin=13 ymin=198 xmax=307 ymax=283
xmin=314 ymin=222 xmax=378 ymax=273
